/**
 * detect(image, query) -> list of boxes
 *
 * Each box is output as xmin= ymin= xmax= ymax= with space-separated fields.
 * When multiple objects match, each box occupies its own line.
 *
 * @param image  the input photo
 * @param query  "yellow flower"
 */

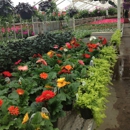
xmin=57 ymin=77 xmax=65 ymax=82
xmin=45 ymin=85 xmax=53 ymax=89
xmin=47 ymin=50 xmax=55 ymax=58
xmin=41 ymin=112 xmax=49 ymax=119
xmin=22 ymin=113 xmax=29 ymax=124
xmin=57 ymin=77 xmax=70 ymax=88
xmin=35 ymin=127 xmax=40 ymax=130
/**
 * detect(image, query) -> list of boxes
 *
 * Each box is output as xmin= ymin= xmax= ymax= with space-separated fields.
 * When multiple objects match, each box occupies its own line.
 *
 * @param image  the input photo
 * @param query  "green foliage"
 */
xmin=0 ymin=31 xmax=73 ymax=72
xmin=110 ymin=29 xmax=121 ymax=47
xmin=75 ymin=45 xmax=117 ymax=126
xmin=108 ymin=7 xmax=117 ymax=15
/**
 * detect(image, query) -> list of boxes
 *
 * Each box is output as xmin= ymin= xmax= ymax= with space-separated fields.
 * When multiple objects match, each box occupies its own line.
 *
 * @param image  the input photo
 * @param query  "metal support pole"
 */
xmin=117 ymin=0 xmax=121 ymax=30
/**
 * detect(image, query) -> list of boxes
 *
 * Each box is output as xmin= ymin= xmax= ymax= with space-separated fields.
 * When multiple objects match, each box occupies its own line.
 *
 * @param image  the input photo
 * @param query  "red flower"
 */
xmin=58 ymin=69 xmax=71 ymax=75
xmin=83 ymin=54 xmax=91 ymax=58
xmin=36 ymin=90 xmax=55 ymax=102
xmin=36 ymin=95 xmax=44 ymax=102
xmin=8 ymin=106 xmax=20 ymax=116
xmin=66 ymin=42 xmax=73 ymax=49
xmin=102 ymin=38 xmax=107 ymax=45
xmin=56 ymin=54 xmax=62 ymax=58
xmin=57 ymin=60 xmax=62 ymax=64
xmin=16 ymin=88 xmax=24 ymax=95
xmin=88 ymin=48 xmax=94 ymax=52
xmin=0 ymin=99 xmax=3 ymax=107
xmin=2 ymin=71 xmax=12 ymax=77
xmin=15 ymin=59 xmax=22 ymax=65
xmin=32 ymin=53 xmax=42 ymax=58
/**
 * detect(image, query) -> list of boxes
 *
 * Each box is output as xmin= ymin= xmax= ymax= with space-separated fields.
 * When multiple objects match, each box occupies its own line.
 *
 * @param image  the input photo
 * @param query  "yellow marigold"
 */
xmin=22 ymin=113 xmax=29 ymax=124
xmin=47 ymin=50 xmax=55 ymax=58
xmin=41 ymin=112 xmax=49 ymax=119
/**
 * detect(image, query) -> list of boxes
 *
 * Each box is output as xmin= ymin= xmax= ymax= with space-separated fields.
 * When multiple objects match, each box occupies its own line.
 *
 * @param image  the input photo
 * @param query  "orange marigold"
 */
xmin=16 ymin=88 xmax=24 ymax=95
xmin=8 ymin=106 xmax=20 ymax=116
xmin=40 ymin=72 xmax=48 ymax=79
xmin=0 ymin=99 xmax=3 ymax=107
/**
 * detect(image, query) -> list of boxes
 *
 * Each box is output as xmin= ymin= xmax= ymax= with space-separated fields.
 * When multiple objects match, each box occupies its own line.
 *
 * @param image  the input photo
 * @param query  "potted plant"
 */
xmin=66 ymin=7 xmax=78 ymax=18
xmin=39 ymin=0 xmax=57 ymax=14
xmin=15 ymin=2 xmax=35 ymax=19
xmin=0 ymin=0 xmax=14 ymax=17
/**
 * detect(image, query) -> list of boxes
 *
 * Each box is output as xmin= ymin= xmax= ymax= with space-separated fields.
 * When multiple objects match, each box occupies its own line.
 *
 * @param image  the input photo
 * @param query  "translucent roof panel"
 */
xmin=56 ymin=0 xmax=118 ymax=11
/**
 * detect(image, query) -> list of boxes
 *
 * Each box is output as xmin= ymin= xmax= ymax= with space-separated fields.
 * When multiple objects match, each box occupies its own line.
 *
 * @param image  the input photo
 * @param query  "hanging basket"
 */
xmin=79 ymin=107 xmax=93 ymax=119
xmin=20 ymin=12 xmax=32 ymax=19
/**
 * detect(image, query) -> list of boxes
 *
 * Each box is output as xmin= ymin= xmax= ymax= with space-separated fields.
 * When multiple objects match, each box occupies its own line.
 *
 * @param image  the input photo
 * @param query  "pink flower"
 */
xmin=78 ymin=60 xmax=85 ymax=65
xmin=18 ymin=65 xmax=28 ymax=71
xmin=53 ymin=45 xmax=59 ymax=49
xmin=36 ymin=58 xmax=47 ymax=65
xmin=15 ymin=59 xmax=22 ymax=65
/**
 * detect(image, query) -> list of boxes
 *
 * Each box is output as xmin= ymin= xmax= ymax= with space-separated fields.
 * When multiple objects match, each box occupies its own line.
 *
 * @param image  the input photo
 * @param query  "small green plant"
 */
xmin=110 ymin=29 xmax=121 ymax=47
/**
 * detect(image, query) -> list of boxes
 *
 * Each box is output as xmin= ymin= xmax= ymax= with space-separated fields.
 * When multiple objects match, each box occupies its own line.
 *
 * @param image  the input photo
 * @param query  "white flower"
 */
xmin=64 ymin=48 xmax=68 ymax=52
xmin=89 ymin=36 xmax=96 ymax=41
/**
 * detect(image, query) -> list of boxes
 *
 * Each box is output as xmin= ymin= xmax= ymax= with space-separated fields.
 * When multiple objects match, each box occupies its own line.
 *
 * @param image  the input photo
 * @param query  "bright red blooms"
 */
xmin=2 ymin=71 xmax=12 ymax=77
xmin=83 ymin=54 xmax=91 ymax=58
xmin=16 ymin=88 xmax=24 ymax=95
xmin=36 ymin=90 xmax=55 ymax=102
xmin=15 ymin=59 xmax=22 ymax=65
xmin=8 ymin=106 xmax=20 ymax=116
xmin=66 ymin=42 xmax=73 ymax=49
xmin=0 ymin=99 xmax=3 ymax=107
xmin=102 ymin=38 xmax=107 ymax=45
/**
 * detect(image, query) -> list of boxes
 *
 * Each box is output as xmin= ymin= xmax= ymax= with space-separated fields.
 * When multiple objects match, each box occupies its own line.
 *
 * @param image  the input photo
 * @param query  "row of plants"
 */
xmin=0 ymin=33 xmax=115 ymax=129
xmin=0 ymin=29 xmax=119 ymax=129
xmin=75 ymin=45 xmax=117 ymax=126
xmin=0 ymin=31 xmax=73 ymax=72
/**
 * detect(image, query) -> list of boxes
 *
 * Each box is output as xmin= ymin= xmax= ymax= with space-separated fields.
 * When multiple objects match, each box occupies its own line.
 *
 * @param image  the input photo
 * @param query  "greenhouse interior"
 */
xmin=0 ymin=0 xmax=130 ymax=130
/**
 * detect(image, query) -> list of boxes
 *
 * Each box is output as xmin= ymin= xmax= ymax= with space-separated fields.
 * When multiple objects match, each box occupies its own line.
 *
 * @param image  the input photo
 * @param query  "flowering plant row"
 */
xmin=0 ymin=35 xmax=108 ymax=129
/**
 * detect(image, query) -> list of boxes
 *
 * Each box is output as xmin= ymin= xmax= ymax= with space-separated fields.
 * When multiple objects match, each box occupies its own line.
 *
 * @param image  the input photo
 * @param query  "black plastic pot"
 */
xmin=79 ymin=107 xmax=93 ymax=119
xmin=63 ymin=103 xmax=73 ymax=111
xmin=20 ymin=12 xmax=32 ymax=19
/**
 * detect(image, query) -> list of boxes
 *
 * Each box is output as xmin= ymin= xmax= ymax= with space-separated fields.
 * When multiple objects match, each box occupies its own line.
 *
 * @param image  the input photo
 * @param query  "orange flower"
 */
xmin=40 ymin=72 xmax=48 ymax=79
xmin=59 ymin=47 xmax=64 ymax=51
xmin=64 ymin=65 xmax=73 ymax=71
xmin=36 ymin=58 xmax=47 ymax=66
xmin=0 ymin=99 xmax=3 ymax=107
xmin=8 ymin=106 xmax=20 ymax=116
xmin=18 ymin=65 xmax=28 ymax=71
xmin=16 ymin=88 xmax=24 ymax=95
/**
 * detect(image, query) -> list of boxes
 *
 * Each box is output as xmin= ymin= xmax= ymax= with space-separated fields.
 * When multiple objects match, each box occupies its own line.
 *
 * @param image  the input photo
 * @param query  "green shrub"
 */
xmin=0 ymin=31 xmax=73 ymax=72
